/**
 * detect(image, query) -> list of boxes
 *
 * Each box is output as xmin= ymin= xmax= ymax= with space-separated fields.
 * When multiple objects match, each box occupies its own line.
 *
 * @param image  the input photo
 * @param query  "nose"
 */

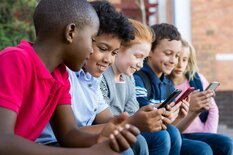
xmin=176 ymin=59 xmax=182 ymax=68
xmin=103 ymin=53 xmax=113 ymax=64
xmin=170 ymin=55 xmax=177 ymax=65
xmin=136 ymin=61 xmax=143 ymax=70
xmin=90 ymin=48 xmax=94 ymax=55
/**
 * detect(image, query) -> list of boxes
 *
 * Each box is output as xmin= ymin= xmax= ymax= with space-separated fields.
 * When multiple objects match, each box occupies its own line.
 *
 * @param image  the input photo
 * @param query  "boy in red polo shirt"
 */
xmin=0 ymin=0 xmax=139 ymax=154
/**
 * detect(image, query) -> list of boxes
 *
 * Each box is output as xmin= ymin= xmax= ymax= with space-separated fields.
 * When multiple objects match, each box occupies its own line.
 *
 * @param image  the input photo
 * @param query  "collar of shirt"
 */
xmin=75 ymin=69 xmax=99 ymax=89
xmin=141 ymin=61 xmax=170 ymax=85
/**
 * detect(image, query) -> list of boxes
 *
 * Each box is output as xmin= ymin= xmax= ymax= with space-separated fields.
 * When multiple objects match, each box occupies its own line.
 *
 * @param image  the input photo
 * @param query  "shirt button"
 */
xmin=88 ymin=84 xmax=92 ymax=87
xmin=94 ymin=108 xmax=97 ymax=112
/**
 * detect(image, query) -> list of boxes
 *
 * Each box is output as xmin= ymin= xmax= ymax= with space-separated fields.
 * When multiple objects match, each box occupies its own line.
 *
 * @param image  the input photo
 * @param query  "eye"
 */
xmin=112 ymin=50 xmax=119 ymax=56
xmin=92 ymin=37 xmax=96 ymax=42
xmin=97 ymin=45 xmax=109 ymax=52
xmin=164 ymin=51 xmax=172 ymax=55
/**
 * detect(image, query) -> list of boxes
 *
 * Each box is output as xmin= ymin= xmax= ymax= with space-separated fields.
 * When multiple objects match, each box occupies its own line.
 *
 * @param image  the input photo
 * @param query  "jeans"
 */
xmin=122 ymin=134 xmax=149 ymax=155
xmin=181 ymin=133 xmax=233 ymax=155
xmin=141 ymin=125 xmax=182 ymax=155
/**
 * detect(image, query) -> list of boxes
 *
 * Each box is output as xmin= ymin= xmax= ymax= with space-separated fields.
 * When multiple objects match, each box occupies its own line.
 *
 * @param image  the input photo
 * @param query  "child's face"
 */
xmin=172 ymin=47 xmax=190 ymax=78
xmin=115 ymin=42 xmax=151 ymax=76
xmin=84 ymin=34 xmax=121 ymax=77
xmin=149 ymin=39 xmax=181 ymax=76
xmin=65 ymin=23 xmax=99 ymax=71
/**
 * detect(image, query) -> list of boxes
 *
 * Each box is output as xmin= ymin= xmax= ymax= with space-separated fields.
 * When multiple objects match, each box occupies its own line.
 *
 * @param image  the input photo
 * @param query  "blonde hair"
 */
xmin=182 ymin=39 xmax=199 ymax=80
xmin=122 ymin=19 xmax=155 ymax=48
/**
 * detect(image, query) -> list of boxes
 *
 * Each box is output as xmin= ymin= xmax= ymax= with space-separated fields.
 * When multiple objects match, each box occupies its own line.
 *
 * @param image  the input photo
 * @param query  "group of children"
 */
xmin=0 ymin=0 xmax=232 ymax=155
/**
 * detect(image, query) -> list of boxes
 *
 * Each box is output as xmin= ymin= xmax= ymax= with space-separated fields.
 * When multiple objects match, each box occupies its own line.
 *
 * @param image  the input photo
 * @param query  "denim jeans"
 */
xmin=181 ymin=133 xmax=233 ymax=155
xmin=122 ymin=134 xmax=149 ymax=155
xmin=141 ymin=125 xmax=182 ymax=155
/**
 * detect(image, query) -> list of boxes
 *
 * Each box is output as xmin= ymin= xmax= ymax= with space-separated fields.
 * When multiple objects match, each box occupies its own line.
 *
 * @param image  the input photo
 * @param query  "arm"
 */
xmin=133 ymin=74 xmax=153 ymax=107
xmin=125 ymin=76 xmax=166 ymax=132
xmin=124 ymin=76 xmax=140 ymax=116
xmin=0 ymin=107 xmax=119 ymax=155
xmin=198 ymin=73 xmax=219 ymax=133
xmin=50 ymin=105 xmax=139 ymax=152
xmin=175 ymin=90 xmax=214 ymax=132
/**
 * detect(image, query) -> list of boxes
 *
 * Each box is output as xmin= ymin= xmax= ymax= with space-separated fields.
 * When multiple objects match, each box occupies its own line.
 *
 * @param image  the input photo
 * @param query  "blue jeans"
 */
xmin=181 ymin=133 xmax=233 ymax=155
xmin=122 ymin=134 xmax=149 ymax=155
xmin=141 ymin=125 xmax=181 ymax=155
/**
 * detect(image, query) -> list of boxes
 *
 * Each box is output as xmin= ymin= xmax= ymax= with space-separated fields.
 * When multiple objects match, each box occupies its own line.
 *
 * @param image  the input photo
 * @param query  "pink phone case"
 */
xmin=175 ymin=87 xmax=194 ymax=104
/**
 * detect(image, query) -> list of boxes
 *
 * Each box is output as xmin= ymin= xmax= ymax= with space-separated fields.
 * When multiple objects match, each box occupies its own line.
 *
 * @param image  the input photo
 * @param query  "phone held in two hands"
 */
xmin=157 ymin=81 xmax=220 ymax=109
xmin=158 ymin=89 xmax=182 ymax=109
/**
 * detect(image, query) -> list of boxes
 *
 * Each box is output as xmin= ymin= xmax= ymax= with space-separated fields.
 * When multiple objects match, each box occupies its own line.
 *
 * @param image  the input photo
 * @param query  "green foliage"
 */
xmin=0 ymin=0 xmax=37 ymax=50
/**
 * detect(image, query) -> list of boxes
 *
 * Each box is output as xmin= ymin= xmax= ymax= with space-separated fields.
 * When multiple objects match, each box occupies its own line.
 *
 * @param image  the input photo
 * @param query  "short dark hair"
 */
xmin=33 ymin=0 xmax=98 ymax=37
xmin=90 ymin=1 xmax=134 ymax=42
xmin=151 ymin=23 xmax=181 ymax=50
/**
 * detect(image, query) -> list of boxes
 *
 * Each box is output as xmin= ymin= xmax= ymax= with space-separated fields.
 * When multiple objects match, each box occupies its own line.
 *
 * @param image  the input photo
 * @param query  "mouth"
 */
xmin=97 ymin=64 xmax=109 ymax=72
xmin=164 ymin=64 xmax=174 ymax=70
xmin=130 ymin=66 xmax=137 ymax=72
xmin=174 ymin=69 xmax=183 ymax=74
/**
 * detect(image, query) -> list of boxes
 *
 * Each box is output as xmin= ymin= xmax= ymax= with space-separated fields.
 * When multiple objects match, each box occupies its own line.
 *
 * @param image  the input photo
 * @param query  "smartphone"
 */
xmin=175 ymin=87 xmax=195 ymax=104
xmin=205 ymin=81 xmax=220 ymax=91
xmin=158 ymin=89 xmax=182 ymax=109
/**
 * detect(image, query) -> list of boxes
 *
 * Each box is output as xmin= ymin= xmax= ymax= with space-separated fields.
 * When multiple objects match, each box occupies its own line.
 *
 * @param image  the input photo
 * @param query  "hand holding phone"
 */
xmin=175 ymin=87 xmax=194 ymax=104
xmin=205 ymin=81 xmax=220 ymax=91
xmin=158 ymin=89 xmax=182 ymax=109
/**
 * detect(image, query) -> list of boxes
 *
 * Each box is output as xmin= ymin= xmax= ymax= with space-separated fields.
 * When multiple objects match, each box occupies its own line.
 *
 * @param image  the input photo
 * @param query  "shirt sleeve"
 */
xmin=124 ymin=76 xmax=139 ymax=116
xmin=57 ymin=65 xmax=71 ymax=105
xmin=0 ymin=51 xmax=28 ymax=113
xmin=199 ymin=73 xmax=219 ymax=133
xmin=96 ymin=86 xmax=109 ymax=114
xmin=133 ymin=73 xmax=153 ymax=107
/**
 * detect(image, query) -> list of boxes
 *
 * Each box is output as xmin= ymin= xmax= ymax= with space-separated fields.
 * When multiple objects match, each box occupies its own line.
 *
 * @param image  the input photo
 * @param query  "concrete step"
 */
xmin=218 ymin=124 xmax=233 ymax=139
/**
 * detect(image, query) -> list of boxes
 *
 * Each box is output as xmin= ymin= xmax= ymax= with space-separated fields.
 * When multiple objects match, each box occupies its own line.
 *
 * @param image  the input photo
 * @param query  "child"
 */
xmin=37 ymin=1 xmax=146 ymax=155
xmin=168 ymin=39 xmax=233 ymax=155
xmin=0 ymin=0 xmax=139 ymax=154
xmin=134 ymin=23 xmax=219 ymax=155
xmin=100 ymin=20 xmax=181 ymax=155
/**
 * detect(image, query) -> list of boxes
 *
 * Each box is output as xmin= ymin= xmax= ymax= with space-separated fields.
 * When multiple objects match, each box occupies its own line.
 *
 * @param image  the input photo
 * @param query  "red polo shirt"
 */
xmin=0 ymin=40 xmax=71 ymax=141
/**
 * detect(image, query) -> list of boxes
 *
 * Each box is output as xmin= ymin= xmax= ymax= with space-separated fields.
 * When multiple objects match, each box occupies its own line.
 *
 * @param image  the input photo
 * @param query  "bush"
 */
xmin=0 ymin=0 xmax=36 ymax=50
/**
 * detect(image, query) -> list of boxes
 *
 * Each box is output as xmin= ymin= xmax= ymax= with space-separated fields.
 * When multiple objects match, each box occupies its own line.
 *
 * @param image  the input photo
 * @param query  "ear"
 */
xmin=64 ymin=23 xmax=77 ymax=43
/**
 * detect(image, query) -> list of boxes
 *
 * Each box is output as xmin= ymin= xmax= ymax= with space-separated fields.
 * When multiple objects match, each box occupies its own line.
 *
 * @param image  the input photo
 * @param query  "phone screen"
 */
xmin=205 ymin=82 xmax=220 ymax=91
xmin=158 ymin=89 xmax=182 ymax=109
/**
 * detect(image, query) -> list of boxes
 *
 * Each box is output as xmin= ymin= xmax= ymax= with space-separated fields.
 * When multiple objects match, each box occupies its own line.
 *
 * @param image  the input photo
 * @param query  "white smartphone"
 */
xmin=205 ymin=81 xmax=220 ymax=91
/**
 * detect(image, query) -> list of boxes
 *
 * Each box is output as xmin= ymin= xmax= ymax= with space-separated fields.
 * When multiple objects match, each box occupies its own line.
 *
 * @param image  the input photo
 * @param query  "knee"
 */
xmin=188 ymin=143 xmax=213 ymax=155
xmin=150 ymin=131 xmax=171 ymax=150
xmin=219 ymin=136 xmax=233 ymax=155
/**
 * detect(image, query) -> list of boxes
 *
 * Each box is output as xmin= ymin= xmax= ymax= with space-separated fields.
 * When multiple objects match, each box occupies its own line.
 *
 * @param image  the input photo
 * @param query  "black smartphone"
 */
xmin=205 ymin=81 xmax=220 ymax=91
xmin=158 ymin=89 xmax=182 ymax=109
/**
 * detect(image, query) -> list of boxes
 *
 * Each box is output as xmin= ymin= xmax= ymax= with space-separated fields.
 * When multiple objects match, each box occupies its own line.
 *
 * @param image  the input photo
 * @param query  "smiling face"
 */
xmin=84 ymin=34 xmax=121 ymax=77
xmin=114 ymin=42 xmax=151 ymax=76
xmin=148 ymin=39 xmax=182 ymax=77
xmin=172 ymin=46 xmax=190 ymax=78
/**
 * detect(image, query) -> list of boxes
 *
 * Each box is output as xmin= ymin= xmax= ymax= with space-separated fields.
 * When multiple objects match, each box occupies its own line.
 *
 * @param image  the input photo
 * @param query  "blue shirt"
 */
xmin=68 ymin=68 xmax=108 ymax=126
xmin=133 ymin=61 xmax=175 ymax=107
xmin=36 ymin=68 xmax=108 ymax=144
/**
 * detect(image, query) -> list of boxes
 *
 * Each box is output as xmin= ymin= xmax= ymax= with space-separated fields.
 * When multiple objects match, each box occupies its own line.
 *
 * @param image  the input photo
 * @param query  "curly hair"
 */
xmin=90 ymin=1 xmax=134 ymax=42
xmin=151 ymin=23 xmax=181 ymax=51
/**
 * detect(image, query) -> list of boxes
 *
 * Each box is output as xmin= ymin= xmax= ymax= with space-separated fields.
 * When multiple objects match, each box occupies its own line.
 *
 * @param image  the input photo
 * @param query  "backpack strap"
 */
xmin=135 ymin=70 xmax=152 ymax=99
